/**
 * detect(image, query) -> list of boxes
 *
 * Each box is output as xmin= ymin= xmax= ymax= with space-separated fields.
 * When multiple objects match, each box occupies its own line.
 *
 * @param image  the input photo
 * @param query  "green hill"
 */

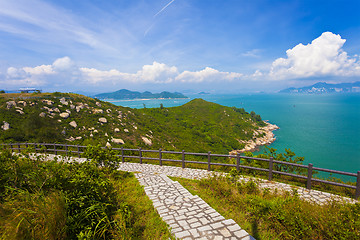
xmin=0 ymin=92 xmax=265 ymax=153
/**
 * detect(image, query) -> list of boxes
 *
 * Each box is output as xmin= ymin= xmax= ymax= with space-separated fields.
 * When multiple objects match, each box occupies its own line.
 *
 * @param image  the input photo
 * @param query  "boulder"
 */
xmin=18 ymin=101 xmax=27 ymax=106
xmin=1 ymin=121 xmax=10 ymax=130
xmin=66 ymin=136 xmax=75 ymax=141
xmin=60 ymin=112 xmax=70 ymax=119
xmin=141 ymin=136 xmax=152 ymax=146
xmin=39 ymin=112 xmax=46 ymax=118
xmin=66 ymin=109 xmax=71 ymax=114
xmin=124 ymin=129 xmax=129 ymax=133
xmin=93 ymin=109 xmax=104 ymax=114
xmin=99 ymin=117 xmax=107 ymax=123
xmin=112 ymin=138 xmax=125 ymax=144
xmin=96 ymin=102 xmax=102 ymax=107
xmin=106 ymin=109 xmax=112 ymax=113
xmin=53 ymin=108 xmax=60 ymax=113
xmin=70 ymin=104 xmax=75 ymax=109
xmin=60 ymin=97 xmax=68 ymax=105
xmin=6 ymin=101 xmax=16 ymax=109
xmin=69 ymin=121 xmax=77 ymax=128
xmin=114 ymin=128 xmax=120 ymax=132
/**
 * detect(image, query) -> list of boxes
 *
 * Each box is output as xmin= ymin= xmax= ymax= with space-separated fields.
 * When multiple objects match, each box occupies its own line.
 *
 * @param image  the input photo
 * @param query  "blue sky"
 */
xmin=1 ymin=0 xmax=360 ymax=93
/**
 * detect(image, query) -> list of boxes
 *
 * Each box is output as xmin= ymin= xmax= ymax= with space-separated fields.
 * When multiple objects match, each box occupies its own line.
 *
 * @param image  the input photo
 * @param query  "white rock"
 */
xmin=98 ymin=117 xmax=107 ymax=123
xmin=114 ymin=128 xmax=120 ymax=132
xmin=60 ymin=112 xmax=70 ymax=119
xmin=59 ymin=97 xmax=68 ymax=105
xmin=39 ymin=112 xmax=46 ymax=118
xmin=124 ymin=129 xmax=129 ymax=133
xmin=93 ymin=109 xmax=103 ymax=114
xmin=105 ymin=133 xmax=108 ymax=137
xmin=66 ymin=136 xmax=75 ymax=141
xmin=133 ymin=125 xmax=138 ymax=130
xmin=93 ymin=129 xmax=98 ymax=133
xmin=53 ymin=108 xmax=60 ymax=113
xmin=1 ymin=121 xmax=10 ymax=130
xmin=6 ymin=101 xmax=16 ymax=109
xmin=96 ymin=102 xmax=102 ymax=107
xmin=75 ymin=136 xmax=82 ymax=140
xmin=18 ymin=101 xmax=27 ymax=106
xmin=16 ymin=109 xmax=24 ymax=114
xmin=105 ymin=142 xmax=111 ymax=148
xmin=66 ymin=109 xmax=71 ymax=114
xmin=69 ymin=121 xmax=77 ymax=128
xmin=112 ymin=138 xmax=125 ymax=144
xmin=106 ymin=109 xmax=111 ymax=113
xmin=70 ymin=104 xmax=75 ymax=109
xmin=141 ymin=136 xmax=152 ymax=146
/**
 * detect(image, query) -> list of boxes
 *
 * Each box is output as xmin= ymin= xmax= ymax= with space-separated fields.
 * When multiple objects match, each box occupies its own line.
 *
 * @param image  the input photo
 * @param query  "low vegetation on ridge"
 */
xmin=0 ymin=92 xmax=265 ymax=153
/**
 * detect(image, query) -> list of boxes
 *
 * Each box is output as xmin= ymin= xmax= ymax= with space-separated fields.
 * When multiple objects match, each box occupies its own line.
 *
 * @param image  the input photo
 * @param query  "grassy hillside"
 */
xmin=0 ymin=92 xmax=265 ymax=153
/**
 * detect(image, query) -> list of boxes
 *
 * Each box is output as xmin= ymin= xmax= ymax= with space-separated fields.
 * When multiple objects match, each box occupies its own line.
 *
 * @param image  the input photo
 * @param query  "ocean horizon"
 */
xmin=106 ymin=93 xmax=360 ymax=181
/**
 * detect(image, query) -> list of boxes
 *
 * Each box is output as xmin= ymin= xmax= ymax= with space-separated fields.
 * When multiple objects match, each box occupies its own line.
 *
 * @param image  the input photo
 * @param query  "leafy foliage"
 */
xmin=0 ymin=148 xmax=172 ymax=239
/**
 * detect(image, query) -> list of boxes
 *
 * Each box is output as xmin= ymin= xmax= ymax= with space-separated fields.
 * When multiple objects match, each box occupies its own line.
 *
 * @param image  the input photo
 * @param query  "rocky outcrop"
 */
xmin=6 ymin=101 xmax=16 ymax=109
xmin=59 ymin=97 xmax=68 ymax=105
xmin=230 ymin=122 xmax=279 ymax=155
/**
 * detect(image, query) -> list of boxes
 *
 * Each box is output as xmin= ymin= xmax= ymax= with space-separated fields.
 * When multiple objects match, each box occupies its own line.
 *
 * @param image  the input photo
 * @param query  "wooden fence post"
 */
xmin=356 ymin=171 xmax=360 ymax=200
xmin=77 ymin=145 xmax=80 ymax=157
xmin=307 ymin=163 xmax=313 ymax=190
xmin=139 ymin=148 xmax=142 ymax=164
xmin=54 ymin=144 xmax=57 ymax=155
xmin=268 ymin=157 xmax=274 ymax=181
xmin=10 ymin=143 xmax=13 ymax=152
xmin=236 ymin=154 xmax=240 ymax=172
xmin=182 ymin=150 xmax=185 ymax=168
xmin=65 ymin=144 xmax=68 ymax=156
xmin=18 ymin=143 xmax=21 ymax=153
xmin=207 ymin=151 xmax=211 ymax=171
xmin=121 ymin=147 xmax=124 ymax=163
xmin=159 ymin=149 xmax=162 ymax=166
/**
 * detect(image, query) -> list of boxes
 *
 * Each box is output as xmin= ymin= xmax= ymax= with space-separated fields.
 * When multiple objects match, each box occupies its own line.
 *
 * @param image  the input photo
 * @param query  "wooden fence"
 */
xmin=2 ymin=142 xmax=360 ymax=199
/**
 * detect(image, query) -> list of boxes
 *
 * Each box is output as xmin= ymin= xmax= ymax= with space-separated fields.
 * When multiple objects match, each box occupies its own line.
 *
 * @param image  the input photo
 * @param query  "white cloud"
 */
xmin=2 ymin=58 xmax=244 ymax=90
xmin=269 ymin=32 xmax=360 ymax=80
xmin=175 ymin=67 xmax=243 ymax=83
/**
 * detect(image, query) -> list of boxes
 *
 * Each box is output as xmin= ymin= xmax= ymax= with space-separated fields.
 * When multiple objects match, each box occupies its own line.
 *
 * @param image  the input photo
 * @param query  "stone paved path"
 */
xmin=135 ymin=172 xmax=255 ymax=240
xmin=117 ymin=162 xmax=358 ymax=205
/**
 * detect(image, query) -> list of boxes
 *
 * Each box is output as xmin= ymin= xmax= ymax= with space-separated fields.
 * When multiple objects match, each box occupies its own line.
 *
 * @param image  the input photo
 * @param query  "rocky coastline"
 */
xmin=230 ymin=121 xmax=279 ymax=155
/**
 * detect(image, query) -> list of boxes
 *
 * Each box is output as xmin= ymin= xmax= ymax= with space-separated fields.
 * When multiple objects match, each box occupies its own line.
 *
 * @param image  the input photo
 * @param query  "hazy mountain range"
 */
xmin=280 ymin=81 xmax=360 ymax=94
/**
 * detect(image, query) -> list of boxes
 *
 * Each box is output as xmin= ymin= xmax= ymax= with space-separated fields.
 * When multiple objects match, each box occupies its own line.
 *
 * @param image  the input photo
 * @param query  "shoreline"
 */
xmin=230 ymin=121 xmax=279 ymax=155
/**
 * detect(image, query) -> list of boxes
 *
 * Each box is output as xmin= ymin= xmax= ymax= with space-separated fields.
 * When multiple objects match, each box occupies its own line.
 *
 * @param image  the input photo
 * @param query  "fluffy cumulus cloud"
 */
xmin=269 ymin=32 xmax=360 ymax=80
xmin=2 ymin=56 xmax=78 ymax=87
xmin=176 ymin=67 xmax=242 ymax=83
xmin=2 ymin=58 xmax=243 ymax=90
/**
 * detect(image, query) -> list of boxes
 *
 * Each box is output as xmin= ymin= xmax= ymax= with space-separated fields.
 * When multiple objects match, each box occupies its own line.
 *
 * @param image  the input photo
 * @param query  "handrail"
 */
xmin=1 ymin=142 xmax=359 ymax=199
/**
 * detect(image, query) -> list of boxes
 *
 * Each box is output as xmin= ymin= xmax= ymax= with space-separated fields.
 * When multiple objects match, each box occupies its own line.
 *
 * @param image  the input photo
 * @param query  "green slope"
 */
xmin=0 ymin=93 xmax=264 ymax=154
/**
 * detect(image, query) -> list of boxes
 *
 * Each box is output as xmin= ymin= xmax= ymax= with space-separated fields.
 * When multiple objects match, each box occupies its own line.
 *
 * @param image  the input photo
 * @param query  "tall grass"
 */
xmin=175 ymin=174 xmax=360 ymax=240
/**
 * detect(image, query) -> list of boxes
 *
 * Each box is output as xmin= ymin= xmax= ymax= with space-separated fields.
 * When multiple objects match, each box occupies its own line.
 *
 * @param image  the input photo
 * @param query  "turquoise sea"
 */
xmin=106 ymin=93 xmax=360 ymax=179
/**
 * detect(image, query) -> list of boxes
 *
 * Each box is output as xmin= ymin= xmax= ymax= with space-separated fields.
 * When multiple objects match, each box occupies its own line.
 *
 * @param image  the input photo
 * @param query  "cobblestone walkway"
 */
xmin=117 ymin=162 xmax=357 ymax=205
xmin=135 ymin=172 xmax=255 ymax=240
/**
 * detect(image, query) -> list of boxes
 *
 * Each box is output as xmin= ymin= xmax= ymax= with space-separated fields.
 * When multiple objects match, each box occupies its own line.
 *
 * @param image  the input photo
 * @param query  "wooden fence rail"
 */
xmin=1 ymin=142 xmax=360 ymax=199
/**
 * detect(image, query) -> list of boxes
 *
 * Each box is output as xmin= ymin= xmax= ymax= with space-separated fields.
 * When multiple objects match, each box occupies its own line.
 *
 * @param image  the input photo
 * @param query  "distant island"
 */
xmin=280 ymin=81 xmax=360 ymax=94
xmin=94 ymin=89 xmax=188 ymax=100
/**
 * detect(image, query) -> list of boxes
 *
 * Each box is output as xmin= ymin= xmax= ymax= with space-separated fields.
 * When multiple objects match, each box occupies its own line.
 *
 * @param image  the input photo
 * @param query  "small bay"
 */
xmin=107 ymin=93 xmax=360 ymax=179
